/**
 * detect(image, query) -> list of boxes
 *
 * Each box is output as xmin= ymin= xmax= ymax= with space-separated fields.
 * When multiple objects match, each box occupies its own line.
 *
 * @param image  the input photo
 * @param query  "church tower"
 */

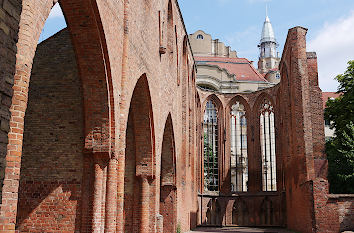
xmin=257 ymin=9 xmax=280 ymax=75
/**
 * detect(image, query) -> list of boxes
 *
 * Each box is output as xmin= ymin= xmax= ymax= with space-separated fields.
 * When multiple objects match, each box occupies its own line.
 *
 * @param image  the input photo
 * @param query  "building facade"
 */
xmin=189 ymin=31 xmax=276 ymax=94
xmin=0 ymin=0 xmax=353 ymax=232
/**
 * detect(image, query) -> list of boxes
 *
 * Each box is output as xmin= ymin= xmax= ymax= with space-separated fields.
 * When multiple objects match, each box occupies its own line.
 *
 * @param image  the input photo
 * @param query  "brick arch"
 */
xmin=202 ymin=94 xmax=223 ymax=115
xmin=1 ymin=0 xmax=115 ymax=231
xmin=253 ymin=92 xmax=276 ymax=115
xmin=227 ymin=95 xmax=251 ymax=120
xmin=160 ymin=113 xmax=177 ymax=233
xmin=180 ymin=35 xmax=189 ymax=183
xmin=195 ymin=92 xmax=203 ymax=192
xmin=124 ymin=74 xmax=155 ymax=233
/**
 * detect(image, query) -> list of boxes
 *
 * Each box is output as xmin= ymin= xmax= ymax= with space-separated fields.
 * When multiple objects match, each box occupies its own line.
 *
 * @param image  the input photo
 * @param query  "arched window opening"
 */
xmin=39 ymin=3 xmax=66 ymax=43
xmin=203 ymin=100 xmax=219 ymax=192
xmin=260 ymin=99 xmax=276 ymax=191
xmin=197 ymin=34 xmax=204 ymax=39
xmin=230 ymin=102 xmax=248 ymax=192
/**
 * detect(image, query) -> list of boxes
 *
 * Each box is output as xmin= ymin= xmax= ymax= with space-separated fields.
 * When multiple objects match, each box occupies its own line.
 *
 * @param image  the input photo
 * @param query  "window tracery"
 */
xmin=230 ymin=102 xmax=248 ymax=192
xmin=260 ymin=99 xmax=276 ymax=191
xmin=203 ymin=100 xmax=219 ymax=191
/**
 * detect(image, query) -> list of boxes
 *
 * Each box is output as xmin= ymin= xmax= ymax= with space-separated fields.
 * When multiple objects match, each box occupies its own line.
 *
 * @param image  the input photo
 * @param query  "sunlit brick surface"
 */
xmin=0 ymin=1 xmax=353 ymax=232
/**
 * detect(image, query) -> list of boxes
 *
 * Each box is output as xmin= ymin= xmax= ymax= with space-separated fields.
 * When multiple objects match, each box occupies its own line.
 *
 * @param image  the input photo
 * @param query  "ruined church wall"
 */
xmin=0 ymin=0 xmax=200 ymax=232
xmin=0 ymin=0 xmax=21 ymax=206
xmin=196 ymin=85 xmax=286 ymax=227
xmin=16 ymin=29 xmax=86 ymax=232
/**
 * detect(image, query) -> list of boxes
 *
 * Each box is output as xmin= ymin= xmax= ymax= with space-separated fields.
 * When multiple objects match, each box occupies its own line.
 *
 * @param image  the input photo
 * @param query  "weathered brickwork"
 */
xmin=0 ymin=0 xmax=21 ymax=206
xmin=329 ymin=194 xmax=354 ymax=231
xmin=15 ymin=29 xmax=85 ymax=232
xmin=196 ymin=27 xmax=354 ymax=232
xmin=0 ymin=0 xmax=353 ymax=232
xmin=197 ymin=85 xmax=286 ymax=227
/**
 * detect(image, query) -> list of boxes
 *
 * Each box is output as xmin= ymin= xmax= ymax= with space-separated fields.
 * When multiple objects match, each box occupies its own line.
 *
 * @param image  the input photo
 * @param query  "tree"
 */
xmin=324 ymin=60 xmax=354 ymax=193
xmin=326 ymin=123 xmax=354 ymax=193
xmin=324 ymin=61 xmax=354 ymax=133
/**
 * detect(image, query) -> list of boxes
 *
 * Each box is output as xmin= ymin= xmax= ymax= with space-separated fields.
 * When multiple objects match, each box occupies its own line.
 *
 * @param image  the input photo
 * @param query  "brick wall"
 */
xmin=332 ymin=195 xmax=354 ymax=231
xmin=1 ymin=0 xmax=352 ymax=232
xmin=16 ymin=29 xmax=85 ymax=232
xmin=0 ymin=0 xmax=21 ymax=206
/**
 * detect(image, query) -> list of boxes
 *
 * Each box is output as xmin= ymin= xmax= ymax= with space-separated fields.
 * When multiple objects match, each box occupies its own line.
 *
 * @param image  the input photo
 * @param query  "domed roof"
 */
xmin=260 ymin=15 xmax=276 ymax=43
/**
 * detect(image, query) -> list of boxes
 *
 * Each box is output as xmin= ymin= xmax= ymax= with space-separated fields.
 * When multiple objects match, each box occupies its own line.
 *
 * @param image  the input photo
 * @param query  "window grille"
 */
xmin=260 ymin=99 xmax=277 ymax=191
xmin=230 ymin=102 xmax=248 ymax=192
xmin=203 ymin=100 xmax=219 ymax=191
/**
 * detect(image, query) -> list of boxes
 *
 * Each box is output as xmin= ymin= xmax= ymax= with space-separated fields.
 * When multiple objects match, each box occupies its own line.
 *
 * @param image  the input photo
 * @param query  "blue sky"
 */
xmin=41 ymin=0 xmax=354 ymax=91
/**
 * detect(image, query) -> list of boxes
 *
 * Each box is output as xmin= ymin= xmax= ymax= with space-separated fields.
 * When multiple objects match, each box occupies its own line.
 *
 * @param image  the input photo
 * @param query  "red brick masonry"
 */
xmin=0 ymin=0 xmax=353 ymax=232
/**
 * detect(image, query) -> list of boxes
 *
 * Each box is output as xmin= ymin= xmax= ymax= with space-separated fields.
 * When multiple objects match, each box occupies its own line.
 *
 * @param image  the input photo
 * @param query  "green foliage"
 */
xmin=326 ymin=122 xmax=354 ymax=193
xmin=324 ymin=61 xmax=354 ymax=194
xmin=176 ymin=223 xmax=181 ymax=233
xmin=324 ymin=61 xmax=354 ymax=134
xmin=203 ymin=132 xmax=218 ymax=190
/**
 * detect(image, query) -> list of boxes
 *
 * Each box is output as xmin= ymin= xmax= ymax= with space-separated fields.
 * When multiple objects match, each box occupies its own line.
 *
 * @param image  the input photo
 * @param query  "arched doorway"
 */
xmin=124 ymin=74 xmax=155 ymax=233
xmin=160 ymin=114 xmax=177 ymax=233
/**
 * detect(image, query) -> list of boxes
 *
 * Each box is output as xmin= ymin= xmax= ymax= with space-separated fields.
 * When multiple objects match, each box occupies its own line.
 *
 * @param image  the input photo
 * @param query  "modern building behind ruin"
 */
xmin=0 ymin=0 xmax=353 ymax=232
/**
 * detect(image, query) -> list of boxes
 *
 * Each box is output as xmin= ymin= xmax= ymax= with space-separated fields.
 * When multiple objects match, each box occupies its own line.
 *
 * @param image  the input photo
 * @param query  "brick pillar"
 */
xmin=92 ymin=153 xmax=104 ymax=232
xmin=81 ymin=153 xmax=93 ymax=232
xmin=116 ymin=151 xmax=124 ymax=232
xmin=105 ymin=157 xmax=118 ymax=232
xmin=138 ymin=175 xmax=150 ymax=233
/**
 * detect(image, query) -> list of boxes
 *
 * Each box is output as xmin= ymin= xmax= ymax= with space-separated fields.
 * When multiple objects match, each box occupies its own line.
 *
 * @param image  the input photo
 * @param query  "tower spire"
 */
xmin=257 ymin=7 xmax=280 ymax=77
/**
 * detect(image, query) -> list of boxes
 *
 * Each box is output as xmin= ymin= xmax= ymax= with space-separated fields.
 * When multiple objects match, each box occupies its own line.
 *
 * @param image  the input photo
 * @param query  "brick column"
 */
xmin=138 ymin=175 xmax=150 ymax=233
xmin=81 ymin=153 xmax=93 ymax=232
xmin=116 ymin=151 xmax=124 ymax=232
xmin=92 ymin=153 xmax=104 ymax=233
xmin=105 ymin=157 xmax=118 ymax=232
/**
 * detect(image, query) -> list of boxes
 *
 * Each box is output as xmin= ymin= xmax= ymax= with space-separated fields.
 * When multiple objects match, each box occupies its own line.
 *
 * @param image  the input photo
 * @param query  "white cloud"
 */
xmin=308 ymin=11 xmax=354 ymax=91
xmin=48 ymin=3 xmax=64 ymax=19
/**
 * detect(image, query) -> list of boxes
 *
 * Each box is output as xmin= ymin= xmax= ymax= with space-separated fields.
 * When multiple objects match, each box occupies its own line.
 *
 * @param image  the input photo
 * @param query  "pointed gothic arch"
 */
xmin=202 ymin=95 xmax=223 ymax=192
xmin=255 ymin=94 xmax=277 ymax=192
xmin=3 ymin=1 xmax=116 ymax=231
xmin=124 ymin=74 xmax=155 ymax=232
xmin=227 ymin=96 xmax=251 ymax=192
xmin=159 ymin=113 xmax=177 ymax=233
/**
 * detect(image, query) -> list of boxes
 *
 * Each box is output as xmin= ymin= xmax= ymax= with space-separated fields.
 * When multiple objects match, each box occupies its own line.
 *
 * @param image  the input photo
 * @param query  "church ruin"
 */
xmin=0 ymin=0 xmax=353 ymax=232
